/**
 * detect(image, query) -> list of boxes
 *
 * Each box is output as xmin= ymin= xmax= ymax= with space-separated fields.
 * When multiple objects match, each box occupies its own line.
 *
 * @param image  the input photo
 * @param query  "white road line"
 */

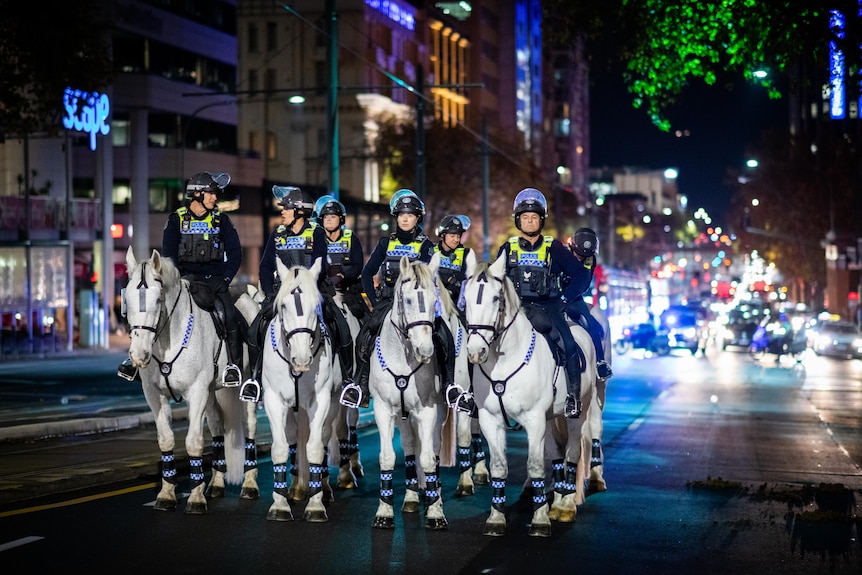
xmin=628 ymin=417 xmax=645 ymax=431
xmin=0 ymin=536 xmax=44 ymax=552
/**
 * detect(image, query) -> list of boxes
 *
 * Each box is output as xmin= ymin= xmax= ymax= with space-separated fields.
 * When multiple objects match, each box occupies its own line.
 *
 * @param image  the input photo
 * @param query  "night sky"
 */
xmin=589 ymin=68 xmax=789 ymax=226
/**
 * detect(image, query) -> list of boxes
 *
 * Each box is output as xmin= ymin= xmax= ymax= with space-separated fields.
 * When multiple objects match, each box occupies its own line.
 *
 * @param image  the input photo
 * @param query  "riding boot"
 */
xmin=597 ymin=360 xmax=613 ymax=379
xmin=340 ymin=356 xmax=369 ymax=409
xmin=436 ymin=319 xmax=475 ymax=414
xmin=239 ymin=336 xmax=263 ymax=403
xmin=222 ymin=326 xmax=242 ymax=388
xmin=564 ymin=359 xmax=582 ymax=419
xmin=117 ymin=354 xmax=141 ymax=382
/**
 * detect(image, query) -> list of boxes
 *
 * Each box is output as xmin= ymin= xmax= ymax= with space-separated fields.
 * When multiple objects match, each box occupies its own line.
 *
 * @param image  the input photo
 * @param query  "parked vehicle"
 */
xmin=613 ymin=322 xmax=670 ymax=356
xmin=718 ymin=302 xmax=770 ymax=350
xmin=809 ymin=321 xmax=862 ymax=359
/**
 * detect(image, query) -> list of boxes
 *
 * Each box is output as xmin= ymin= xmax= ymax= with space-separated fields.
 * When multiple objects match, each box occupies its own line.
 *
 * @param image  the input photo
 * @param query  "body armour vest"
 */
xmin=326 ymin=229 xmax=353 ymax=275
xmin=434 ymin=244 xmax=467 ymax=295
xmin=275 ymin=224 xmax=317 ymax=269
xmin=506 ymin=236 xmax=560 ymax=299
xmin=383 ymin=234 xmax=426 ymax=287
xmin=177 ymin=207 xmax=224 ymax=264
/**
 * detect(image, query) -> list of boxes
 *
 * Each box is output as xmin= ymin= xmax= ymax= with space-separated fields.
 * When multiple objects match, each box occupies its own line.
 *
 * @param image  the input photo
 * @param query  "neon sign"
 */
xmin=365 ymin=0 xmax=415 ymax=31
xmin=62 ymin=87 xmax=111 ymax=151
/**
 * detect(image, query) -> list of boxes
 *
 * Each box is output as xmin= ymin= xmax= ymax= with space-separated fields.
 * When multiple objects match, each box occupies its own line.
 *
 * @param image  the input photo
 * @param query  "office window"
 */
xmin=249 ymin=69 xmax=258 ymax=95
xmin=265 ymin=68 xmax=277 ymax=92
xmin=248 ymin=22 xmax=259 ymax=53
xmin=266 ymin=132 xmax=277 ymax=160
xmin=267 ymin=22 xmax=277 ymax=52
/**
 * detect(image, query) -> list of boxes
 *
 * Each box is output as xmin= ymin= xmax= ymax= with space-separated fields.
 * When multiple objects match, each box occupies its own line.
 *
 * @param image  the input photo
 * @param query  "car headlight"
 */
xmin=853 ymin=338 xmax=862 ymax=349
xmin=683 ymin=327 xmax=696 ymax=338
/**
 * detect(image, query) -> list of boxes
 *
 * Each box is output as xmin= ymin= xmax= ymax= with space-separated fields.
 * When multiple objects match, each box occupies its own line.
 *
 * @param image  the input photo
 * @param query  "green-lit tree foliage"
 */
xmin=0 ymin=0 xmax=113 ymax=136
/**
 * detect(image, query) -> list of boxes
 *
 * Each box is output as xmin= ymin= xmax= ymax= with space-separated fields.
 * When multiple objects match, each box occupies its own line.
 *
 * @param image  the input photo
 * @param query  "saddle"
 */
xmin=186 ymin=278 xmax=249 ymax=341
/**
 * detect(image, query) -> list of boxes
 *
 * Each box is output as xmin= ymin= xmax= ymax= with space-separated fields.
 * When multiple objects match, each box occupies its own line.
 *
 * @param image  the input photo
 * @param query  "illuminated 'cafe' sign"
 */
xmin=62 ymin=87 xmax=111 ymax=151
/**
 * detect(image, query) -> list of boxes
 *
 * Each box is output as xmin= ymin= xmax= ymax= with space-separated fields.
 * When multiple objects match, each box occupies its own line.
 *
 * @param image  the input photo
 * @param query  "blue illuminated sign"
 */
xmin=365 ymin=0 xmax=415 ymax=31
xmin=62 ymin=87 xmax=111 ymax=151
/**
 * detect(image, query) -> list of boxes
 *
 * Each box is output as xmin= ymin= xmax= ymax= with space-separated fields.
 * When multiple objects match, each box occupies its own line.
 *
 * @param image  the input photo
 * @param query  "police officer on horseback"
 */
xmin=340 ymin=189 xmax=456 ymax=410
xmin=315 ymin=195 xmax=366 ymax=320
xmin=239 ymin=186 xmax=353 ymax=403
xmin=564 ymin=228 xmax=613 ymax=380
xmin=497 ymin=188 xmax=591 ymax=418
xmin=434 ymin=214 xmax=477 ymax=414
xmin=119 ymin=171 xmax=244 ymax=387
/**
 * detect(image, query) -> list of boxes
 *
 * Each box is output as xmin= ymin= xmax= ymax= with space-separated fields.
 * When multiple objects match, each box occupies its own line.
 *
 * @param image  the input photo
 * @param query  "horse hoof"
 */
xmin=482 ymin=523 xmax=506 ymax=536
xmin=266 ymin=509 xmax=295 ymax=522
xmin=548 ymin=507 xmax=561 ymax=521
xmin=351 ymin=460 xmax=365 ymax=479
xmin=528 ymin=523 xmax=552 ymax=537
xmin=303 ymin=509 xmax=329 ymax=523
xmin=456 ymin=484 xmax=475 ymax=497
xmin=556 ymin=509 xmax=576 ymax=523
xmin=402 ymin=500 xmax=421 ymax=513
xmin=473 ymin=473 xmax=489 ymax=485
xmin=206 ymin=485 xmax=225 ymax=499
xmin=372 ymin=516 xmax=395 ymax=529
xmin=337 ymin=479 xmax=357 ymax=489
xmin=240 ymin=487 xmax=260 ymax=500
xmin=425 ymin=517 xmax=449 ymax=530
xmin=589 ymin=479 xmax=608 ymax=493
xmin=184 ymin=501 xmax=208 ymax=515
xmin=153 ymin=499 xmax=177 ymax=512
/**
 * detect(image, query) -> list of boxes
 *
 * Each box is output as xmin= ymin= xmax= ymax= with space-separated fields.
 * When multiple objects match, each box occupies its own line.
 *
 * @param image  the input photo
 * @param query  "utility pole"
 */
xmin=326 ymin=0 xmax=339 ymax=199
xmin=415 ymin=64 xmax=426 ymax=199
xmin=482 ymin=115 xmax=490 ymax=260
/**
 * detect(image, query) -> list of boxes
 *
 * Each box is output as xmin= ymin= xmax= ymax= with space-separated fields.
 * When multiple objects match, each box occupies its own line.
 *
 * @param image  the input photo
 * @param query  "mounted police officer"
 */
xmin=119 ymin=171 xmax=244 ymax=386
xmin=239 ymin=186 xmax=352 ymax=403
xmin=497 ymin=188 xmax=591 ymax=418
xmin=340 ymin=189 xmax=456 ymax=410
xmin=565 ymin=228 xmax=613 ymax=380
xmin=434 ymin=214 xmax=477 ymax=414
xmin=315 ymin=195 xmax=366 ymax=321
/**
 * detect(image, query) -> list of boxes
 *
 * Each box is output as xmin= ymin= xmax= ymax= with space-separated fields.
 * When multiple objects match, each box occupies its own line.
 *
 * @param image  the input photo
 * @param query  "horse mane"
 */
xmin=275 ymin=265 xmax=320 ymax=304
xmin=155 ymin=255 xmax=182 ymax=289
xmin=436 ymin=273 xmax=457 ymax=317
xmin=403 ymin=259 xmax=434 ymax=287
xmin=472 ymin=261 xmax=520 ymax=311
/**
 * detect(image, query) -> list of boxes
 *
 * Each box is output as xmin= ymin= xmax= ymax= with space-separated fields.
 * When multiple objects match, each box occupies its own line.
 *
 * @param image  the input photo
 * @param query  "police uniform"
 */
xmin=259 ymin=221 xmax=327 ymax=297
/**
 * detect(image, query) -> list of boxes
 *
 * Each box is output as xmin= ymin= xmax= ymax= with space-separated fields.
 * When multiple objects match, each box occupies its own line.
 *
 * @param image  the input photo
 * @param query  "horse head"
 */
xmin=124 ymin=246 xmax=180 ymax=368
xmin=463 ymin=252 xmax=514 ymax=364
xmin=274 ymin=257 xmax=323 ymax=372
xmin=394 ymin=256 xmax=437 ymax=364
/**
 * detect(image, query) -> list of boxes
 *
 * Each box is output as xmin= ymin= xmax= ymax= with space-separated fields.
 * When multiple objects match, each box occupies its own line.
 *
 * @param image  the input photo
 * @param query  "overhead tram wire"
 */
xmin=275 ymin=2 xmax=529 ymax=173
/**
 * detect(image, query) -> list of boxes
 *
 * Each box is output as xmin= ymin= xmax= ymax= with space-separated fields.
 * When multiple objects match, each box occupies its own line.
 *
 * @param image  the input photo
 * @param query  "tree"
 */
xmin=0 ymin=0 xmax=113 ymax=137
xmin=373 ymin=118 xmax=549 ymax=254
xmin=543 ymin=0 xmax=847 ymax=132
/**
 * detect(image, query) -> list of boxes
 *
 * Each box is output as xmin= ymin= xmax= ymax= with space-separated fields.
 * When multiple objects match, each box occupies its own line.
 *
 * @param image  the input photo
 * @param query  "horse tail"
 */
xmin=438 ymin=407 xmax=457 ymax=467
xmin=219 ymin=390 xmax=246 ymax=485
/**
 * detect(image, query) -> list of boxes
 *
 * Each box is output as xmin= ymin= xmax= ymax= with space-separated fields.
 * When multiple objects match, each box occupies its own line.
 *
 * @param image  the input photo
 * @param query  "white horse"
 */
xmin=587 ymin=305 xmax=611 ymax=493
xmin=124 ymin=247 xmax=258 ymax=513
xmin=261 ymin=258 xmax=339 ymax=522
xmin=370 ymin=256 xmax=449 ymax=529
xmin=463 ymin=255 xmax=597 ymax=536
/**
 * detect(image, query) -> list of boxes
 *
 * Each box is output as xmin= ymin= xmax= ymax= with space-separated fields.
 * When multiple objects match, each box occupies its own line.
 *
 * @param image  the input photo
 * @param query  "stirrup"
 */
xmin=339 ymin=379 xmax=368 ymax=409
xmin=222 ymin=364 xmax=241 ymax=387
xmin=117 ymin=357 xmax=140 ymax=382
xmin=445 ymin=384 xmax=465 ymax=408
xmin=239 ymin=378 xmax=261 ymax=403
xmin=597 ymin=360 xmax=613 ymax=379
xmin=565 ymin=395 xmax=582 ymax=419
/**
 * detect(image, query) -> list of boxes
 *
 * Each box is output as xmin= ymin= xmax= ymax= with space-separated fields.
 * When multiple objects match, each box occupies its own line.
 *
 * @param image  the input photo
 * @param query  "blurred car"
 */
xmin=809 ymin=321 xmax=862 ymax=359
xmin=718 ymin=302 xmax=770 ymax=350
xmin=660 ymin=306 xmax=705 ymax=354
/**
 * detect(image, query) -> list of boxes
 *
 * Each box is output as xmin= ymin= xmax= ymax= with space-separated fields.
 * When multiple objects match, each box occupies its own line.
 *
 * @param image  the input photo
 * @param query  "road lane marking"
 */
xmin=0 ymin=536 xmax=44 ymax=552
xmin=628 ymin=417 xmax=645 ymax=431
xmin=0 ymin=482 xmax=157 ymax=518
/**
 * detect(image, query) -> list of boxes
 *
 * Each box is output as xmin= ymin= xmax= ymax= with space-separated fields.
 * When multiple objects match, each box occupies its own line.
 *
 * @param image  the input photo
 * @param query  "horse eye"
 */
xmin=405 ymin=298 xmax=412 ymax=306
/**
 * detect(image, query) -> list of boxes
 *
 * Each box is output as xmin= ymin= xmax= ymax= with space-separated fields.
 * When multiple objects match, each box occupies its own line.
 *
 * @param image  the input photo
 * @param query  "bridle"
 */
xmin=127 ymin=261 xmax=182 ymax=339
xmin=465 ymin=271 xmax=519 ymax=348
xmin=390 ymin=275 xmax=435 ymax=339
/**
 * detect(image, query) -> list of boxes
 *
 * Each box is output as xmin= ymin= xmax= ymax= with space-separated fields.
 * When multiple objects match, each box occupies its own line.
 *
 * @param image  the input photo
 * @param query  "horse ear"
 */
xmin=275 ymin=257 xmax=289 ymax=283
xmin=399 ymin=255 xmax=411 ymax=277
xmin=309 ymin=257 xmax=323 ymax=281
xmin=125 ymin=246 xmax=137 ymax=272
xmin=464 ymin=249 xmax=477 ymax=278
xmin=428 ymin=251 xmax=441 ymax=278
xmin=490 ymin=251 xmax=507 ymax=277
xmin=151 ymin=249 xmax=162 ymax=273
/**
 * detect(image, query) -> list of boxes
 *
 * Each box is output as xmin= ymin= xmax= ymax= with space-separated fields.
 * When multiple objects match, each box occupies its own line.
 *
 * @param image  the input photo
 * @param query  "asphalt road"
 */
xmin=0 ymin=345 xmax=860 ymax=574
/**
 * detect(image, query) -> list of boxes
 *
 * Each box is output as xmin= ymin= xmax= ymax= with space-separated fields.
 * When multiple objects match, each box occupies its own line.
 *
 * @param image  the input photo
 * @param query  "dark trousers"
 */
xmin=202 ymin=277 xmax=243 ymax=368
xmin=566 ymin=299 xmax=606 ymax=363
xmin=524 ymin=299 xmax=580 ymax=398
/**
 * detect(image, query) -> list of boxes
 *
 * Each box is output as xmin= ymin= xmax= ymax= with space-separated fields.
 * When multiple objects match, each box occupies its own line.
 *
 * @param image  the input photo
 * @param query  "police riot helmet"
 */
xmin=390 ymin=189 xmax=425 ymax=221
xmin=273 ymin=185 xmax=315 ymax=218
xmin=571 ymin=227 xmax=599 ymax=258
xmin=314 ymin=194 xmax=347 ymax=226
xmin=512 ymin=188 xmax=547 ymax=230
xmin=436 ymin=214 xmax=471 ymax=237
xmin=186 ymin=172 xmax=231 ymax=200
